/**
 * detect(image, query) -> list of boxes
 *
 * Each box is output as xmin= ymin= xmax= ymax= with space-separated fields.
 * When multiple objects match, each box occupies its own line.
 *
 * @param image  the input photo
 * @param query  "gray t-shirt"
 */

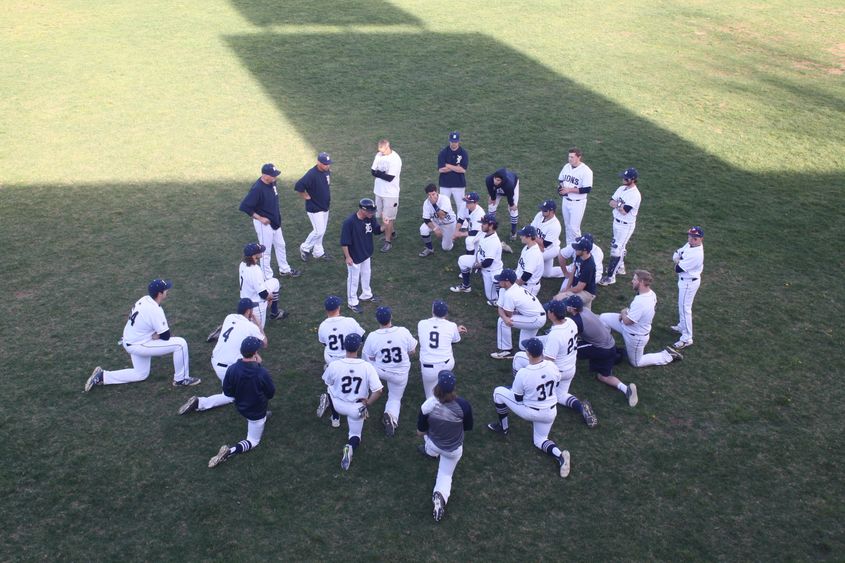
xmin=576 ymin=309 xmax=616 ymax=350
xmin=417 ymin=396 xmax=473 ymax=452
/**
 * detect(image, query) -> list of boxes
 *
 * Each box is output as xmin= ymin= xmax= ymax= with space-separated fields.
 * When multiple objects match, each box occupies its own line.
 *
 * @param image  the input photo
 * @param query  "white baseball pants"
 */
xmin=599 ymin=313 xmax=672 ymax=367
xmin=677 ymin=276 xmax=701 ymax=342
xmin=542 ymin=244 xmax=564 ymax=277
xmin=253 ymin=219 xmax=293 ymax=277
xmin=493 ymin=386 xmax=557 ymax=449
xmin=245 ymin=416 xmax=266 ymax=447
xmin=420 ymin=221 xmax=457 ymax=251
xmin=375 ymin=367 xmax=409 ymax=423
xmin=421 ymin=357 xmax=454 ymax=399
xmin=346 ymin=258 xmax=373 ymax=307
xmin=300 ymin=210 xmax=330 ymax=258
xmin=197 ymin=361 xmax=236 ymax=411
xmin=104 ymin=337 xmax=190 ymax=384
xmin=561 ymin=198 xmax=587 ymax=245
xmin=255 ymin=277 xmax=280 ymax=329
xmin=327 ymin=394 xmax=367 ymax=439
xmin=497 ymin=313 xmax=546 ymax=351
xmin=440 ymin=187 xmax=466 ymax=219
xmin=609 ymin=218 xmax=636 ymax=276
xmin=423 ymin=435 xmax=463 ymax=504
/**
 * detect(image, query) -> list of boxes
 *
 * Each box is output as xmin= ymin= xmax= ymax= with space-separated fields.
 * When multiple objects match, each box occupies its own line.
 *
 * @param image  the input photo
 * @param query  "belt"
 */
xmin=679 ymin=276 xmax=699 ymax=282
xmin=614 ymin=218 xmax=630 ymax=225
xmin=530 ymin=404 xmax=557 ymax=411
xmin=216 ymin=362 xmax=228 ymax=368
xmin=422 ymin=359 xmax=451 ymax=368
xmin=564 ymin=197 xmax=585 ymax=202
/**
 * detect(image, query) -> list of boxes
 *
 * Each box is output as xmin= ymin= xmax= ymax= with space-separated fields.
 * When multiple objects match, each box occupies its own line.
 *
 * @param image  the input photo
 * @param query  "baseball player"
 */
xmin=179 ymin=298 xmax=268 ymax=415
xmin=371 ymin=139 xmax=402 ymax=252
xmin=239 ymin=163 xmax=301 ymax=279
xmin=512 ymin=300 xmax=597 ymax=428
xmin=488 ymin=338 xmax=571 ymax=478
xmin=416 ymin=370 xmax=473 ymax=522
xmin=438 ymin=131 xmax=469 ymax=218
xmin=419 ymin=184 xmax=457 ymax=256
xmin=485 ymin=167 xmax=520 ymax=247
xmin=85 ymin=279 xmax=198 ymax=391
xmin=490 ymin=269 xmax=547 ymax=359
xmin=671 ymin=226 xmax=704 ymax=349
xmin=317 ymin=333 xmax=384 ymax=471
xmin=514 ymin=225 xmax=544 ymax=296
xmin=340 ymin=198 xmax=383 ymax=313
xmin=240 ymin=242 xmax=285 ymax=327
xmin=207 ymin=336 xmax=275 ymax=468
xmin=418 ymin=300 xmax=467 ymax=399
xmin=295 ymin=152 xmax=333 ymax=261
xmin=565 ymin=295 xmax=638 ymax=407
xmin=557 ymin=147 xmax=593 ymax=245
xmin=317 ymin=295 xmax=366 ymax=428
xmin=450 ymin=212 xmax=503 ymax=304
xmin=362 ymin=306 xmax=418 ymax=437
xmin=452 ymin=191 xmax=486 ymax=254
xmin=559 ymin=233 xmax=604 ymax=289
xmin=554 ymin=237 xmax=598 ymax=308
xmin=600 ymin=167 xmax=641 ymax=285
xmin=599 ymin=270 xmax=684 ymax=367
xmin=531 ymin=200 xmax=565 ymax=278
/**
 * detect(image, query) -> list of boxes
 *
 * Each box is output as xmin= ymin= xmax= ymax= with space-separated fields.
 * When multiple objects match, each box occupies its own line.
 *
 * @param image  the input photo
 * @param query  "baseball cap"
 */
xmin=324 ymin=295 xmax=342 ymax=311
xmin=539 ymin=199 xmax=557 ymax=211
xmin=571 ymin=237 xmax=593 ymax=251
xmin=343 ymin=333 xmax=362 ymax=352
xmin=240 ymin=336 xmax=263 ymax=356
xmin=517 ymin=225 xmax=538 ymax=238
xmin=481 ymin=213 xmax=498 ymax=226
xmin=148 ymin=278 xmax=173 ymax=297
xmin=449 ymin=131 xmax=460 ymax=142
xmin=261 ymin=163 xmax=281 ymax=177
xmin=432 ymin=300 xmax=448 ymax=318
xmin=244 ymin=242 xmax=266 ymax=256
xmin=688 ymin=226 xmax=704 ymax=237
xmin=437 ymin=369 xmax=456 ymax=393
xmin=463 ymin=191 xmax=480 ymax=203
xmin=317 ymin=152 xmax=332 ymax=165
xmin=521 ymin=338 xmax=544 ymax=357
xmin=564 ymin=295 xmax=584 ymax=311
xmin=547 ymin=300 xmax=568 ymax=319
xmin=580 ymin=232 xmax=595 ymax=243
xmin=494 ymin=268 xmax=517 ymax=283
xmin=237 ymin=298 xmax=259 ymax=314
xmin=359 ymin=198 xmax=377 ymax=211
xmin=619 ymin=167 xmax=639 ymax=180
xmin=375 ymin=306 xmax=392 ymax=325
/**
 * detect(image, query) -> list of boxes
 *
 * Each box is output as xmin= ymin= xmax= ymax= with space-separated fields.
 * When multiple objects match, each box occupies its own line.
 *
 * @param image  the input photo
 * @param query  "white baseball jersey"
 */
xmin=418 ymin=317 xmax=462 ymax=362
xmin=674 ymin=243 xmax=704 ymax=277
xmin=476 ymin=232 xmax=504 ymax=272
xmin=459 ymin=205 xmax=486 ymax=233
xmin=558 ymin=163 xmax=593 ymax=201
xmin=212 ymin=313 xmax=263 ymax=366
xmin=318 ymin=316 xmax=366 ymax=364
xmin=239 ymin=262 xmax=270 ymax=302
xmin=516 ymin=244 xmax=544 ymax=286
xmin=372 ymin=151 xmax=402 ymax=198
xmin=322 ymin=358 xmax=383 ymax=402
xmin=121 ymin=295 xmax=169 ymax=345
xmin=422 ymin=194 xmax=456 ymax=226
xmin=611 ymin=185 xmax=642 ymax=222
xmin=531 ymin=212 xmax=562 ymax=247
xmin=627 ymin=290 xmax=657 ymax=335
xmin=499 ymin=284 xmax=545 ymax=316
xmin=512 ymin=360 xmax=562 ymax=409
xmin=362 ymin=326 xmax=418 ymax=372
xmin=542 ymin=319 xmax=578 ymax=374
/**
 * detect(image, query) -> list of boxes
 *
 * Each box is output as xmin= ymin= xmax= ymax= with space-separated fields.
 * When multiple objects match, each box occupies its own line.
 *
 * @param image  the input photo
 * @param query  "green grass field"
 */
xmin=2 ymin=1 xmax=843 ymax=560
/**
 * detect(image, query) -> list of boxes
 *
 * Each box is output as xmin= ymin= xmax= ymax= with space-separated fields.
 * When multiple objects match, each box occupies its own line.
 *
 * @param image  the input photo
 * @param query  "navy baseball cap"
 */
xmin=688 ymin=226 xmax=704 ymax=237
xmin=521 ymin=338 xmax=544 ymax=357
xmin=580 ymin=232 xmax=595 ymax=243
xmin=547 ymin=300 xmax=568 ymax=319
xmin=564 ymin=295 xmax=585 ymax=311
xmin=463 ymin=191 xmax=480 ymax=202
xmin=481 ymin=213 xmax=498 ymax=226
xmin=318 ymin=152 xmax=332 ymax=165
xmin=343 ymin=333 xmax=362 ymax=352
xmin=437 ymin=370 xmax=456 ymax=393
xmin=148 ymin=278 xmax=173 ymax=297
xmin=261 ymin=163 xmax=281 ymax=177
xmin=244 ymin=242 xmax=266 ymax=256
xmin=237 ymin=298 xmax=259 ymax=314
xmin=324 ymin=295 xmax=342 ymax=311
xmin=539 ymin=199 xmax=557 ymax=211
xmin=619 ymin=167 xmax=639 ymax=180
xmin=449 ymin=131 xmax=460 ymax=142
xmin=359 ymin=198 xmax=377 ymax=211
xmin=494 ymin=268 xmax=517 ymax=283
xmin=375 ymin=306 xmax=392 ymax=325
xmin=432 ymin=300 xmax=448 ymax=318
xmin=572 ymin=237 xmax=593 ymax=251
xmin=240 ymin=336 xmax=263 ymax=355
xmin=517 ymin=225 xmax=538 ymax=238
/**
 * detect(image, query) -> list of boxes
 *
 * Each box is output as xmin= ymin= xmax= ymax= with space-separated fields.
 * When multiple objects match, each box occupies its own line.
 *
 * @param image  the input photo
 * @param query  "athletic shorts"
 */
xmin=376 ymin=196 xmax=399 ymax=221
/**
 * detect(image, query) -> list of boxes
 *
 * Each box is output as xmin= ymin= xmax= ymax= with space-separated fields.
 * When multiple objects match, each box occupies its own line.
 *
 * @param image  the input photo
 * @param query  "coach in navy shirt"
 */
xmin=438 ymin=131 xmax=469 ymax=218
xmin=295 ymin=152 xmax=333 ymax=261
xmin=340 ymin=198 xmax=383 ymax=313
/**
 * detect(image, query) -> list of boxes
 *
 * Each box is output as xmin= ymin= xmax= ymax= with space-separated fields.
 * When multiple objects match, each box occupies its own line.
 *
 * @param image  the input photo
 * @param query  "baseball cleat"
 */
xmin=206 ymin=324 xmax=223 ymax=342
xmin=299 ymin=249 xmax=311 ymax=262
xmin=432 ymin=491 xmax=445 ymax=522
xmin=269 ymin=309 xmax=289 ymax=320
xmin=673 ymin=339 xmax=693 ymax=349
xmin=380 ymin=241 xmax=393 ymax=253
xmin=360 ymin=295 xmax=382 ymax=303
xmin=316 ymin=252 xmax=332 ymax=261
xmin=485 ymin=299 xmax=498 ymax=307
xmin=616 ymin=265 xmax=626 ymax=275
xmin=487 ymin=422 xmax=509 ymax=435
xmin=316 ymin=393 xmax=329 ymax=418
xmin=85 ymin=366 xmax=104 ymax=392
xmin=417 ymin=444 xmax=438 ymax=459
xmin=382 ymin=412 xmax=396 ymax=438
xmin=347 ymin=304 xmax=363 ymax=313
xmin=418 ymin=248 xmax=434 ymax=257
xmin=581 ymin=400 xmax=598 ymax=429
xmin=598 ymin=277 xmax=615 ymax=286
xmin=208 ymin=445 xmax=231 ymax=468
xmin=670 ymin=324 xmax=682 ymax=333
xmin=665 ymin=346 xmax=684 ymax=361
xmin=279 ymin=268 xmax=302 ymax=278
xmin=172 ymin=376 xmax=201 ymax=387
xmin=558 ymin=450 xmax=571 ymax=478
xmin=626 ymin=383 xmax=639 ymax=407
xmin=331 ymin=416 xmax=341 ymax=428
xmin=509 ymin=233 xmax=518 ymax=241
xmin=178 ymin=396 xmax=199 ymax=415
xmin=490 ymin=350 xmax=515 ymax=360
xmin=341 ymin=444 xmax=353 ymax=470
xmin=500 ymin=243 xmax=513 ymax=254
xmin=449 ymin=284 xmax=471 ymax=293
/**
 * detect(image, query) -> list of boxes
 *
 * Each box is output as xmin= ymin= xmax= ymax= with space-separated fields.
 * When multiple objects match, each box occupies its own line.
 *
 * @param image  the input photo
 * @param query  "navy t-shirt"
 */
xmin=223 ymin=359 xmax=276 ymax=421
xmin=294 ymin=166 xmax=331 ymax=213
xmin=573 ymin=255 xmax=597 ymax=295
xmin=438 ymin=145 xmax=469 ymax=188
xmin=239 ymin=178 xmax=283 ymax=229
xmin=340 ymin=212 xmax=383 ymax=264
xmin=485 ymin=168 xmax=519 ymax=205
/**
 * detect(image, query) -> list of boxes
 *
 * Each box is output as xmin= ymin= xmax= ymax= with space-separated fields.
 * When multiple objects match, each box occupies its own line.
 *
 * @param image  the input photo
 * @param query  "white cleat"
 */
xmin=558 ymin=450 xmax=571 ymax=478
xmin=626 ymin=383 xmax=639 ymax=407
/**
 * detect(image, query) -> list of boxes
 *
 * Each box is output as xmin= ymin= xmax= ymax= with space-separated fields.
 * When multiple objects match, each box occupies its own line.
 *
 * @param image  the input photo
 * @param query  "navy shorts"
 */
xmin=577 ymin=345 xmax=616 ymax=376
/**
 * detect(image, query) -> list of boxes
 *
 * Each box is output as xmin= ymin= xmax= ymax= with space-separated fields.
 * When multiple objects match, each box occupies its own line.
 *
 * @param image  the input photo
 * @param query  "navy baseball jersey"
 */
xmin=340 ymin=212 xmax=383 ymax=264
xmin=485 ymin=168 xmax=519 ymax=205
xmin=294 ymin=165 xmax=331 ymax=213
xmin=438 ymin=145 xmax=469 ymax=188
xmin=573 ymin=255 xmax=597 ymax=294
xmin=240 ymin=178 xmax=283 ymax=229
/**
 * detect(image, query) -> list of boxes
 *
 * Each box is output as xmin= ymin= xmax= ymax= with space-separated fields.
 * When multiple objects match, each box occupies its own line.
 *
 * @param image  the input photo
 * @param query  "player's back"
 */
xmin=513 ymin=360 xmax=561 ymax=409
xmin=363 ymin=326 xmax=417 ymax=371
xmin=319 ymin=316 xmax=365 ymax=363
xmin=418 ymin=317 xmax=460 ymax=362
xmin=213 ymin=314 xmax=261 ymax=365
xmin=323 ymin=358 xmax=380 ymax=402
xmin=544 ymin=318 xmax=578 ymax=373
xmin=239 ymin=262 xmax=266 ymax=301
xmin=122 ymin=295 xmax=166 ymax=345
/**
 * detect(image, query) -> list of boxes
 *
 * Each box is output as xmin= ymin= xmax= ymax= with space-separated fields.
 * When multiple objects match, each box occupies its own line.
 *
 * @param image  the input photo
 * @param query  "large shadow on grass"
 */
xmin=229 ymin=0 xmax=423 ymax=27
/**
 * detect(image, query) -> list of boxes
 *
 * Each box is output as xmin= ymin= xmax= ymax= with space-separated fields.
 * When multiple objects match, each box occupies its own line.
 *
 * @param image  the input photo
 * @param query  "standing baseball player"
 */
xmin=295 ymin=152 xmax=333 ymax=261
xmin=362 ymin=306 xmax=418 ymax=437
xmin=514 ymin=225 xmax=544 ymax=296
xmin=450 ymin=212 xmax=503 ymax=303
xmin=531 ymin=199 xmax=565 ymax=278
xmin=438 ymin=131 xmax=469 ymax=218
xmin=600 ymin=167 xmax=641 ymax=285
xmin=485 ymin=167 xmax=520 ymax=247
xmin=557 ymin=147 xmax=593 ymax=245
xmin=418 ymin=300 xmax=467 ymax=399
xmin=488 ymin=338 xmax=571 ymax=478
xmin=318 ymin=333 xmax=384 ymax=471
xmin=179 ymin=298 xmax=267 ymax=415
xmin=512 ymin=300 xmax=597 ymax=428
xmin=554 ymin=237 xmax=598 ymax=308
xmin=416 ymin=369 xmax=473 ymax=522
xmin=418 ymin=184 xmax=457 ymax=257
xmin=490 ymin=269 xmax=547 ymax=359
xmin=599 ymin=270 xmax=684 ymax=367
xmin=671 ymin=226 xmax=704 ymax=349
xmin=86 ymin=279 xmax=198 ymax=391
xmin=207 ymin=336 xmax=275 ymax=468
xmin=559 ymin=233 xmax=604 ymax=290
xmin=371 ymin=139 xmax=402 ymax=252
xmin=452 ymin=191 xmax=485 ymax=255
xmin=340 ymin=198 xmax=383 ymax=313
xmin=240 ymin=242 xmax=285 ymax=327
xmin=239 ymin=163 xmax=301 ymax=279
